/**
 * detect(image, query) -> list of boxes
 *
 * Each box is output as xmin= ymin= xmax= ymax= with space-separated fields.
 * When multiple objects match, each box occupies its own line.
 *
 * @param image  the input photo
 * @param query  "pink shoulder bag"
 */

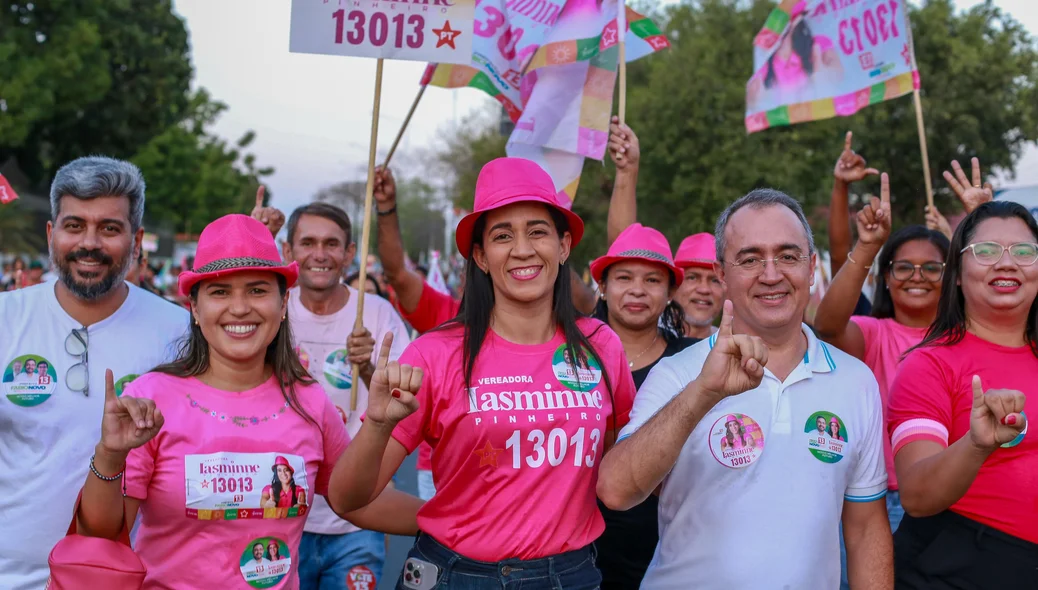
xmin=46 ymin=491 xmax=146 ymax=589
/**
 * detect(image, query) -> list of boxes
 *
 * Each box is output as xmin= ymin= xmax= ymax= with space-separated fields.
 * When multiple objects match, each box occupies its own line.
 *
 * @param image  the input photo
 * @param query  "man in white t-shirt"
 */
xmin=0 ymin=156 xmax=189 ymax=590
xmin=598 ymin=189 xmax=893 ymax=589
xmin=280 ymin=202 xmax=412 ymax=590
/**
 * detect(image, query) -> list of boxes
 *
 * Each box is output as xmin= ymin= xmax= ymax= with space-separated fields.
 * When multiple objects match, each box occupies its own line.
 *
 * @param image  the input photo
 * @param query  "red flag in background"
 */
xmin=0 ymin=174 xmax=19 ymax=204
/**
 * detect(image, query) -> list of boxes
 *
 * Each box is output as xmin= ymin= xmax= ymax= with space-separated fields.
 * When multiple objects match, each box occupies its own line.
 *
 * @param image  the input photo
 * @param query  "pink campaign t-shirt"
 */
xmin=124 ymin=372 xmax=349 ymax=590
xmin=391 ymin=318 xmax=637 ymax=561
xmin=849 ymin=315 xmax=928 ymax=490
xmin=887 ymin=333 xmax=1037 ymax=544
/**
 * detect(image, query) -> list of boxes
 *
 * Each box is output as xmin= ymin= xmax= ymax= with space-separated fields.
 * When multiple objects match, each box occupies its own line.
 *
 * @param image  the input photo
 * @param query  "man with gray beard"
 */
xmin=0 ymin=156 xmax=188 ymax=590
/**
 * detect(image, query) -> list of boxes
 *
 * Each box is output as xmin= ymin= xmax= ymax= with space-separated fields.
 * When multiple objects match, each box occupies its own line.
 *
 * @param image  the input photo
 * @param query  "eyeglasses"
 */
xmin=889 ymin=261 xmax=945 ymax=282
xmin=65 ymin=328 xmax=89 ymax=396
xmin=960 ymin=242 xmax=1038 ymax=266
xmin=727 ymin=254 xmax=810 ymax=273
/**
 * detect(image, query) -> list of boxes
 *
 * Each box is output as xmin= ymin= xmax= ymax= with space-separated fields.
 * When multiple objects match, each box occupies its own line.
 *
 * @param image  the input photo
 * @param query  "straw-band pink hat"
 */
xmin=674 ymin=233 xmax=717 ymax=269
xmin=454 ymin=158 xmax=584 ymax=259
xmin=272 ymin=455 xmax=295 ymax=475
xmin=178 ymin=214 xmax=299 ymax=297
xmin=589 ymin=223 xmax=682 ymax=286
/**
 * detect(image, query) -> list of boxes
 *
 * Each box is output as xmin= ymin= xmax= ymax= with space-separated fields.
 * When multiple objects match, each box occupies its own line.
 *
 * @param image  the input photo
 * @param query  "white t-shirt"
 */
xmin=619 ymin=325 xmax=887 ymax=590
xmin=288 ymin=285 xmax=410 ymax=535
xmin=0 ymin=282 xmax=189 ymax=590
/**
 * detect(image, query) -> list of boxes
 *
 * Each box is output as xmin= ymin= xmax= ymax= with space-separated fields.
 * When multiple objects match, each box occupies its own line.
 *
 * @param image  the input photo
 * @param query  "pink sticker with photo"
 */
xmin=708 ymin=413 xmax=766 ymax=469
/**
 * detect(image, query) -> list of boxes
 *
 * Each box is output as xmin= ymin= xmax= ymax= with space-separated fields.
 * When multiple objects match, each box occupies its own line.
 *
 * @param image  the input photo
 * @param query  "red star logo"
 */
xmin=201 ymin=479 xmax=209 ymax=489
xmin=901 ymin=43 xmax=912 ymax=67
xmin=473 ymin=441 xmax=503 ymax=467
xmin=433 ymin=21 xmax=461 ymax=50
xmin=601 ymin=28 xmax=617 ymax=48
xmin=239 ymin=509 xmax=248 ymax=519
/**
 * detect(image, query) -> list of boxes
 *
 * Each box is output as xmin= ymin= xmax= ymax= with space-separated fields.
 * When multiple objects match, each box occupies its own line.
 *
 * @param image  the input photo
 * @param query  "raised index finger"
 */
xmin=255 ymin=185 xmax=266 ymax=210
xmin=376 ymin=332 xmax=394 ymax=370
xmin=718 ymin=300 xmax=734 ymax=337
xmin=971 ymin=157 xmax=982 ymax=188
xmin=105 ymin=368 xmax=117 ymax=402
xmin=880 ymin=172 xmax=890 ymax=207
xmin=844 ymin=131 xmax=853 ymax=152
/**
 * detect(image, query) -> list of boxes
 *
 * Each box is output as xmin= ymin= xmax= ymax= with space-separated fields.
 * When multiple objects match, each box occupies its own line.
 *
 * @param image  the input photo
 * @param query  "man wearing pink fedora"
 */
xmin=674 ymin=233 xmax=724 ymax=340
xmin=0 ymin=156 xmax=189 ymax=590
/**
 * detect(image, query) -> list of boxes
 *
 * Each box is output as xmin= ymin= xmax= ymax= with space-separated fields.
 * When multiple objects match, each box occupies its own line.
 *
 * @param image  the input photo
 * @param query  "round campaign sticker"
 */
xmin=1002 ymin=411 xmax=1028 ymax=449
xmin=708 ymin=413 xmax=765 ymax=469
xmin=346 ymin=565 xmax=377 ymax=590
xmin=551 ymin=345 xmax=602 ymax=391
xmin=323 ymin=349 xmax=352 ymax=389
xmin=114 ymin=374 xmax=139 ymax=397
xmin=239 ymin=537 xmax=292 ymax=588
xmin=805 ymin=411 xmax=850 ymax=463
xmin=3 ymin=355 xmax=58 ymax=407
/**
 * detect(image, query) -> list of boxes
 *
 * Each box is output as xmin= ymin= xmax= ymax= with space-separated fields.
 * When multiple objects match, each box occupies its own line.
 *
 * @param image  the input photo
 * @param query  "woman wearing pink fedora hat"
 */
xmin=336 ymin=157 xmax=637 ymax=589
xmin=72 ymin=214 xmax=423 ymax=589
xmin=588 ymin=223 xmax=699 ymax=589
xmin=674 ymin=232 xmax=724 ymax=339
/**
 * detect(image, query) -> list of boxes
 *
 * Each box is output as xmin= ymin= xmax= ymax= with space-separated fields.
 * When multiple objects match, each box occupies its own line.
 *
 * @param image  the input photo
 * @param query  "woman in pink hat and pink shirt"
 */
xmin=72 ymin=214 xmax=423 ymax=589
xmin=335 ymin=157 xmax=637 ymax=589
xmin=588 ymin=223 xmax=699 ymax=589
xmin=674 ymin=232 xmax=724 ymax=339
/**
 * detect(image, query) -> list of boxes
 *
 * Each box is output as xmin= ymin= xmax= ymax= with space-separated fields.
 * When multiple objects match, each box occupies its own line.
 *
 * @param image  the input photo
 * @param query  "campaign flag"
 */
xmin=503 ymin=144 xmax=584 ymax=208
xmin=745 ymin=0 xmax=918 ymax=133
xmin=0 ymin=174 xmax=19 ymax=205
xmin=427 ymin=251 xmax=451 ymax=295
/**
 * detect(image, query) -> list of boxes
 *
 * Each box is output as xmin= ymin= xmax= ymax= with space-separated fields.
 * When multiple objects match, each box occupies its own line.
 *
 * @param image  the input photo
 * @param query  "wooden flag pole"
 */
xmin=350 ymin=58 xmax=385 ymax=412
xmin=617 ymin=1 xmax=627 ymax=125
xmin=912 ymin=89 xmax=934 ymax=209
xmin=384 ymin=84 xmax=426 ymax=169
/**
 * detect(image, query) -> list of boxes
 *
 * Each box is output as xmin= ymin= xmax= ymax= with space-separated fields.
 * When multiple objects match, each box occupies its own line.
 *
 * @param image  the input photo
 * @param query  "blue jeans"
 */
xmin=395 ymin=532 xmax=601 ymax=589
xmin=839 ymin=491 xmax=904 ymax=590
xmin=299 ymin=529 xmax=386 ymax=590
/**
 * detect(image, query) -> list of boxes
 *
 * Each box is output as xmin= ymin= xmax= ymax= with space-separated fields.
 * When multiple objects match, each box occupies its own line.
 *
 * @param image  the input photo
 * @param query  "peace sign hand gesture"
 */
xmin=364 ymin=333 xmax=421 ymax=427
xmin=834 ymin=132 xmax=880 ymax=184
xmin=695 ymin=301 xmax=769 ymax=402
xmin=943 ymin=158 xmax=994 ymax=214
xmin=250 ymin=185 xmax=286 ymax=237
xmin=99 ymin=369 xmax=164 ymax=456
xmin=855 ymin=172 xmax=892 ymax=247
xmin=969 ymin=376 xmax=1027 ymax=452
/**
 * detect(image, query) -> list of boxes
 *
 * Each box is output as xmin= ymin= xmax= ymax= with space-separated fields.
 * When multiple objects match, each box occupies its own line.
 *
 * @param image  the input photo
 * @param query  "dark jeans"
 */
xmin=894 ymin=511 xmax=1038 ymax=589
xmin=394 ymin=532 xmax=602 ymax=590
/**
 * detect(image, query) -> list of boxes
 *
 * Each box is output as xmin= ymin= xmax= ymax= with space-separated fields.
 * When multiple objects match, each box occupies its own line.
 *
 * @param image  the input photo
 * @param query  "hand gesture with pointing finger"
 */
xmin=834 ymin=132 xmax=879 ymax=184
xmin=695 ymin=301 xmax=769 ymax=401
xmin=855 ymin=172 xmax=892 ymax=246
xmin=969 ymin=375 xmax=1027 ymax=452
xmin=364 ymin=333 xmax=421 ymax=427
xmin=250 ymin=185 xmax=286 ymax=237
xmin=99 ymin=369 xmax=164 ymax=456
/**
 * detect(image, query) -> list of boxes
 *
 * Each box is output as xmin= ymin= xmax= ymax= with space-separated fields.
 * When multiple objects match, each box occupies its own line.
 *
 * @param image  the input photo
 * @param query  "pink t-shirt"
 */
xmin=849 ymin=315 xmax=928 ymax=490
xmin=124 ymin=372 xmax=349 ymax=590
xmin=888 ymin=333 xmax=1037 ymax=544
xmin=391 ymin=318 xmax=637 ymax=561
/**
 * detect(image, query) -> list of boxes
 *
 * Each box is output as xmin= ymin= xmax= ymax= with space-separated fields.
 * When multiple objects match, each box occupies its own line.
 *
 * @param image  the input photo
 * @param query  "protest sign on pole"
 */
xmin=289 ymin=0 xmax=475 ymax=410
xmin=745 ymin=0 xmax=918 ymax=134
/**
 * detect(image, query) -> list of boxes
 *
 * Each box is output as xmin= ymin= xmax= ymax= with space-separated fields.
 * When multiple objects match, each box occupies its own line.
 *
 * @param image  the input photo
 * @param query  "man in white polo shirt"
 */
xmin=598 ymin=188 xmax=893 ymax=589
xmin=0 ymin=157 xmax=189 ymax=590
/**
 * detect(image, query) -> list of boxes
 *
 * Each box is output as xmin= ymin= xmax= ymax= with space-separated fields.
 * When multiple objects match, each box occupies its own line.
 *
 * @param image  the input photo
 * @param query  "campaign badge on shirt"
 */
xmin=3 ymin=354 xmax=58 ymax=407
xmin=185 ymin=452 xmax=310 ymax=521
xmin=114 ymin=374 xmax=139 ymax=397
xmin=551 ymin=345 xmax=602 ymax=392
xmin=805 ymin=411 xmax=849 ymax=463
xmin=323 ymin=348 xmax=353 ymax=389
xmin=347 ymin=565 xmax=377 ymax=590
xmin=708 ymin=413 xmax=765 ymax=469
xmin=239 ymin=536 xmax=291 ymax=588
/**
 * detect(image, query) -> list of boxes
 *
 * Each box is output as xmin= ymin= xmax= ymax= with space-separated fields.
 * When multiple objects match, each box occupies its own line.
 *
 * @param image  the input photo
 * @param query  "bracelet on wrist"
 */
xmin=376 ymin=205 xmax=397 ymax=217
xmin=90 ymin=454 xmax=125 ymax=482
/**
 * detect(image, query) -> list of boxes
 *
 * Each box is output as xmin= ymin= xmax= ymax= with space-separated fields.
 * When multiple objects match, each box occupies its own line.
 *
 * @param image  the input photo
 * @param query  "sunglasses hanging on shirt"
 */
xmin=65 ymin=328 xmax=89 ymax=396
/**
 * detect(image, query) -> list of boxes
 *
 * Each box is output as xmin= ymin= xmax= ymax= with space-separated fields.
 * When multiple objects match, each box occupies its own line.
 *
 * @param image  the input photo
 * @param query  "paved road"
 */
xmin=378 ymin=450 xmax=418 ymax=590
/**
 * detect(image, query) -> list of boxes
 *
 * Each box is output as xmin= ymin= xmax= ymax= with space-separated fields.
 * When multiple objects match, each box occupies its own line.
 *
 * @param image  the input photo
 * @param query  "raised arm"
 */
xmin=829 ymin=132 xmax=879 ymax=275
xmin=606 ymin=116 xmax=640 ymax=246
xmin=814 ymin=173 xmax=891 ymax=359
xmin=374 ymin=167 xmax=425 ymax=314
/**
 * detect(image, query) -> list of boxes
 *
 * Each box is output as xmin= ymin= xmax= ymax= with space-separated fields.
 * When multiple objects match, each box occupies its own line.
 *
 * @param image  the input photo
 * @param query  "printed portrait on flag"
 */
xmin=745 ymin=0 xmax=919 ymax=133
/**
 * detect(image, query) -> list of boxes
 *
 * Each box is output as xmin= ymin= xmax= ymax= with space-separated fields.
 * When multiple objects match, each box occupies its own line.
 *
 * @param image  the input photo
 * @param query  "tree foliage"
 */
xmin=429 ymin=0 xmax=1038 ymax=265
xmin=0 ymin=202 xmax=45 ymax=253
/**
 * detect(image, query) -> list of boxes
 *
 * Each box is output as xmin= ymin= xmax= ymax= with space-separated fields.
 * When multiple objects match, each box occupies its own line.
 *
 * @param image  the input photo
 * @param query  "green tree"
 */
xmin=0 ymin=202 xmax=45 ymax=253
xmin=395 ymin=178 xmax=447 ymax=260
xmin=132 ymin=90 xmax=273 ymax=235
xmin=0 ymin=0 xmax=192 ymax=182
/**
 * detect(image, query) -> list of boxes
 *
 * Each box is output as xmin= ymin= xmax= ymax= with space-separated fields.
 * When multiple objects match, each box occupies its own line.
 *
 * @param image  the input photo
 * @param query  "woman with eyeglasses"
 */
xmin=814 ymin=174 xmax=950 ymax=532
xmin=887 ymin=201 xmax=1037 ymax=587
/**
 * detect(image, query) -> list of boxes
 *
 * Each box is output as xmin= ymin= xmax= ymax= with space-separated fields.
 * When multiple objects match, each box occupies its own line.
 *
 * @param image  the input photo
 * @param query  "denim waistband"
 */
xmin=412 ymin=532 xmax=596 ymax=579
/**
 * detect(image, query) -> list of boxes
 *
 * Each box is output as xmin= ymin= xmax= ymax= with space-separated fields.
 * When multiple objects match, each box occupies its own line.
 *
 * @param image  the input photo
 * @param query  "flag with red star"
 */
xmin=0 ymin=174 xmax=19 ymax=205
xmin=745 ymin=0 xmax=919 ymax=133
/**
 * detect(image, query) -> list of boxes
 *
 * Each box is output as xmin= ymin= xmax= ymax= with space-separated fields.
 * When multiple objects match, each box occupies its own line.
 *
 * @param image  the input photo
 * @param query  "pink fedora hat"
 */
xmin=178 ymin=214 xmax=299 ymax=297
xmin=454 ymin=158 xmax=584 ymax=258
xmin=589 ymin=223 xmax=682 ymax=286
xmin=674 ymin=233 xmax=717 ymax=269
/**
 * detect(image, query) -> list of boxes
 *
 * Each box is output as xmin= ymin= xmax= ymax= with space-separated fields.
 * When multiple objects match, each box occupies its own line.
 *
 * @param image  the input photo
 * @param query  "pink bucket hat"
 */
xmin=178 ymin=214 xmax=299 ymax=297
xmin=272 ymin=455 xmax=295 ymax=475
xmin=454 ymin=158 xmax=584 ymax=259
xmin=674 ymin=233 xmax=717 ymax=269
xmin=589 ymin=223 xmax=682 ymax=286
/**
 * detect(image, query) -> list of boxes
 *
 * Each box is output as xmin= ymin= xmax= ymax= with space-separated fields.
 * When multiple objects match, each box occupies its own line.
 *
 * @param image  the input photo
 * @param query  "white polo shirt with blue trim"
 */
xmin=618 ymin=324 xmax=886 ymax=590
